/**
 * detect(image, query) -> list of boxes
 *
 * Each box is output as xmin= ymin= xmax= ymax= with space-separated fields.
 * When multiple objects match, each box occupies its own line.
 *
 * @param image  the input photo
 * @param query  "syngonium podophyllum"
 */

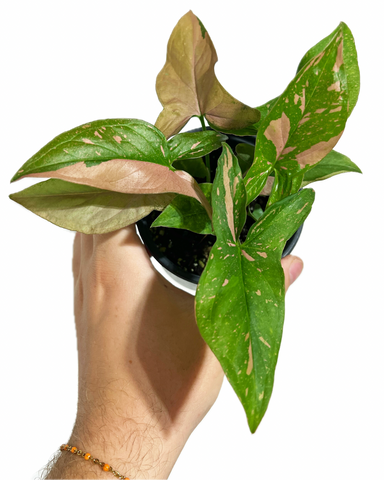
xmin=9 ymin=11 xmax=360 ymax=433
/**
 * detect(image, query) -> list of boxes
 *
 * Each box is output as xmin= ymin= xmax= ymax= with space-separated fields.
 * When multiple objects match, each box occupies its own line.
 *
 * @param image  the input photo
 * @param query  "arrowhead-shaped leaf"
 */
xmin=11 ymin=119 xmax=171 ymax=183
xmin=302 ymin=149 xmax=362 ymax=186
xmin=9 ymin=179 xmax=175 ymax=234
xmin=155 ymin=11 xmax=260 ymax=139
xmin=244 ymin=22 xmax=360 ymax=205
xmin=168 ymin=130 xmax=227 ymax=163
xmin=195 ymin=143 xmax=315 ymax=432
xmin=151 ymin=183 xmax=213 ymax=234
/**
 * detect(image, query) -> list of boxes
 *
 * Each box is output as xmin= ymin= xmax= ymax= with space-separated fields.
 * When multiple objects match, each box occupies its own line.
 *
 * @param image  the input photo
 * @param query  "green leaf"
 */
xmin=11 ymin=119 xmax=170 ymax=182
xmin=154 ymin=11 xmax=260 ymax=139
xmin=196 ymin=176 xmax=315 ymax=433
xmin=151 ymin=183 xmax=213 ymax=235
xmin=244 ymin=22 xmax=360 ymax=205
xmin=235 ymin=143 xmax=255 ymax=174
xmin=296 ymin=22 xmax=360 ymax=114
xmin=173 ymin=158 xmax=208 ymax=178
xmin=168 ymin=130 xmax=227 ymax=163
xmin=9 ymin=179 xmax=175 ymax=234
xmin=302 ymin=149 xmax=362 ymax=186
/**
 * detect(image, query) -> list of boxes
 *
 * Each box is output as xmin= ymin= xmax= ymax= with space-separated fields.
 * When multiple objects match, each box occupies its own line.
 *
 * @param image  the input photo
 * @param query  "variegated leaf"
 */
xmin=168 ymin=130 xmax=227 ymax=163
xmin=9 ymin=179 xmax=175 ymax=234
xmin=14 ymin=158 xmax=212 ymax=218
xmin=11 ymin=119 xmax=170 ymax=182
xmin=151 ymin=183 xmax=213 ymax=234
xmin=155 ymin=11 xmax=260 ymax=139
xmin=196 ymin=153 xmax=315 ymax=433
xmin=244 ymin=22 xmax=359 ymax=205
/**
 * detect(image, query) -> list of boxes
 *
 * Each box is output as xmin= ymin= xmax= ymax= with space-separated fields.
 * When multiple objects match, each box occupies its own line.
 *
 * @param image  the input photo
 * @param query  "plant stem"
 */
xmin=199 ymin=116 xmax=211 ymax=183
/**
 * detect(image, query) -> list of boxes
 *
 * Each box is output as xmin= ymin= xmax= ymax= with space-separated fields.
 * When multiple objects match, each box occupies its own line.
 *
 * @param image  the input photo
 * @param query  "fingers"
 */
xmin=281 ymin=255 xmax=304 ymax=292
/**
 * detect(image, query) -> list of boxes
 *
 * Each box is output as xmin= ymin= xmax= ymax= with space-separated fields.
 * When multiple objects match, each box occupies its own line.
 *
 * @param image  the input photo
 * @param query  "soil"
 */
xmin=145 ymin=196 xmax=267 ymax=276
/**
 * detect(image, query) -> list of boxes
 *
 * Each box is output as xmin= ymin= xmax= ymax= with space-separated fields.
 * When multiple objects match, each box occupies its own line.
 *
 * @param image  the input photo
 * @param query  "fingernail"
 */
xmin=289 ymin=257 xmax=304 ymax=285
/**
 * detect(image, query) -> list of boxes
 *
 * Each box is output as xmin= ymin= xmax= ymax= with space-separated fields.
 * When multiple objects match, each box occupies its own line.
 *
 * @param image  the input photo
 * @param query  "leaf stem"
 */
xmin=199 ymin=116 xmax=211 ymax=183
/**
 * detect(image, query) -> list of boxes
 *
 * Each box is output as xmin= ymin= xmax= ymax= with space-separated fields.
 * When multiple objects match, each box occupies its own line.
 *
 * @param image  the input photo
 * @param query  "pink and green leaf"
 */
xmin=244 ymin=22 xmax=360 ymax=205
xmin=9 ymin=179 xmax=175 ymax=234
xmin=168 ymin=130 xmax=227 ymax=163
xmin=14 ymin=158 xmax=211 ymax=217
xmin=196 ymin=171 xmax=314 ymax=432
xmin=195 ymin=144 xmax=314 ymax=432
xmin=11 ymin=119 xmax=171 ymax=182
xmin=154 ymin=11 xmax=260 ymax=139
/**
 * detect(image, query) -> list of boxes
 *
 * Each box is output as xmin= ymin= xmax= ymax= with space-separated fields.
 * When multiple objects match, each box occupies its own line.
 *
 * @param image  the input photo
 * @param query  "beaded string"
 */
xmin=60 ymin=444 xmax=130 ymax=480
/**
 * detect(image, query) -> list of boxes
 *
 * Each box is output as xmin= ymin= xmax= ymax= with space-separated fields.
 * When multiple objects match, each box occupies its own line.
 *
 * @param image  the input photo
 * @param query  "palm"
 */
xmin=73 ymin=226 xmax=224 ymax=444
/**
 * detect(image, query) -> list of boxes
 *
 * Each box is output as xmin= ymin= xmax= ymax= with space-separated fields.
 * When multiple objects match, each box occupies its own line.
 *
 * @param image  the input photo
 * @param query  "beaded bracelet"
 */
xmin=60 ymin=444 xmax=130 ymax=479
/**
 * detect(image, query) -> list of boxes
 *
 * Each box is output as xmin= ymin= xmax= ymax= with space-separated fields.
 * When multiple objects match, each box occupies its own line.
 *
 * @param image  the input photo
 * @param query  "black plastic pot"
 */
xmin=136 ymin=129 xmax=303 ymax=286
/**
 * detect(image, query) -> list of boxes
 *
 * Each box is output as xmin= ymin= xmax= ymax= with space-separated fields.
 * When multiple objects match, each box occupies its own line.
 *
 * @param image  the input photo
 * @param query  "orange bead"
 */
xmin=64 ymin=444 xmax=69 ymax=451
xmin=71 ymin=447 xmax=77 ymax=453
xmin=84 ymin=453 xmax=91 ymax=460
xmin=124 ymin=478 xmax=130 ymax=480
xmin=103 ymin=464 xmax=111 ymax=471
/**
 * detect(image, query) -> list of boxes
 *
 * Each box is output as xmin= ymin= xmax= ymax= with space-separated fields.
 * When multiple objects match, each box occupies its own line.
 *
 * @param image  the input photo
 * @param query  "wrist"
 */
xmin=45 ymin=419 xmax=186 ymax=479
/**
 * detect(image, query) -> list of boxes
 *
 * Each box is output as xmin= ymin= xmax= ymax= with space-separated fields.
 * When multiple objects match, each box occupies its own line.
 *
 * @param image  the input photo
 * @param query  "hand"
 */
xmin=45 ymin=226 xmax=303 ymax=479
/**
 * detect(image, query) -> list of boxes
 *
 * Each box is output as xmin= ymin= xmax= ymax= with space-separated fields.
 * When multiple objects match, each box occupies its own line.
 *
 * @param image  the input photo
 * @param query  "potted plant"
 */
xmin=9 ymin=10 xmax=360 ymax=433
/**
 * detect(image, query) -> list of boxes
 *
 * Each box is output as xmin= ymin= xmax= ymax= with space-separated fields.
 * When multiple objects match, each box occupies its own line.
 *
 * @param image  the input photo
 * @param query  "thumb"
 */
xmin=281 ymin=255 xmax=304 ymax=292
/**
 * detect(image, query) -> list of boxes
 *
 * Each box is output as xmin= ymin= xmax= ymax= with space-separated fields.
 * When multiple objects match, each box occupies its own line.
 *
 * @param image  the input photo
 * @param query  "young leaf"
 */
xmin=173 ymin=158 xmax=208 ymax=178
xmin=302 ymin=149 xmax=361 ymax=186
xmin=155 ymin=10 xmax=260 ymax=139
xmin=151 ymin=183 xmax=213 ymax=235
xmin=168 ymin=130 xmax=227 ymax=163
xmin=244 ymin=22 xmax=359 ymax=205
xmin=9 ymin=179 xmax=175 ymax=234
xmin=15 ymin=159 xmax=212 ymax=218
xmin=196 ymin=174 xmax=315 ymax=433
xmin=11 ymin=119 xmax=171 ymax=183
xmin=235 ymin=143 xmax=255 ymax=174
xmin=248 ymin=204 xmax=264 ymax=222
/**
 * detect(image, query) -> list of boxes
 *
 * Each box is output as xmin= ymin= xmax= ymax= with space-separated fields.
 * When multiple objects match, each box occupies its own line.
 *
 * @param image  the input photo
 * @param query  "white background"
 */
xmin=1 ymin=0 xmax=383 ymax=478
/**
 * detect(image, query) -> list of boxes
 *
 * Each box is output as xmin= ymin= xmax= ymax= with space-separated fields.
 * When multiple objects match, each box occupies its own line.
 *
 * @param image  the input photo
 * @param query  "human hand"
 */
xmin=46 ymin=226 xmax=303 ymax=479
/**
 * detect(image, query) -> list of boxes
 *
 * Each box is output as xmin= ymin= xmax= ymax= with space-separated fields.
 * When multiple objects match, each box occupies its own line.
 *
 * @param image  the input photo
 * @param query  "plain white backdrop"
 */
xmin=1 ymin=0 xmax=383 ymax=478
